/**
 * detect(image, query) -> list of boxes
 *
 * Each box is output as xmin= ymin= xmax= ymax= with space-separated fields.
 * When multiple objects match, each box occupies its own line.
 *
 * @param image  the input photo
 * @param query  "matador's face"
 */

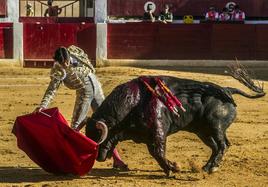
xmin=63 ymin=59 xmax=70 ymax=68
xmin=56 ymin=58 xmax=70 ymax=69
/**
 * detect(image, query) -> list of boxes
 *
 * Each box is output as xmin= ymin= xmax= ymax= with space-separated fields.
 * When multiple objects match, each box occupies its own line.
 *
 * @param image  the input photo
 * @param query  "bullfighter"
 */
xmin=34 ymin=45 xmax=128 ymax=170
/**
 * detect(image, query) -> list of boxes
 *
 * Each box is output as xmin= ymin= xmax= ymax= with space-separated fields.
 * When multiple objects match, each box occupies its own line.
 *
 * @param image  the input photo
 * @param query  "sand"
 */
xmin=0 ymin=65 xmax=267 ymax=187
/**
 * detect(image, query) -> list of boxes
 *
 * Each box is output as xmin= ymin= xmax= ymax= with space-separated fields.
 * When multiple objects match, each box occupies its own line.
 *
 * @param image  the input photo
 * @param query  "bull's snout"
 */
xmin=96 ymin=148 xmax=109 ymax=162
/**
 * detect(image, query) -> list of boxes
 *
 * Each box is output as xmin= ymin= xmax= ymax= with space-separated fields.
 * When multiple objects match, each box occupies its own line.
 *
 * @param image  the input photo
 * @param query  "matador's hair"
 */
xmin=53 ymin=47 xmax=70 ymax=64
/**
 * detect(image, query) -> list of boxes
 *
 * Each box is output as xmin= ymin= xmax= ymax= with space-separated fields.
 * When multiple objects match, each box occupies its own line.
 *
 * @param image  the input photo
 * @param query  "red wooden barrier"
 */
xmin=77 ymin=24 xmax=96 ymax=63
xmin=0 ymin=29 xmax=4 ymax=57
xmin=108 ymin=23 xmax=212 ymax=59
xmin=108 ymin=23 xmax=157 ymax=59
xmin=0 ymin=0 xmax=7 ymax=17
xmin=108 ymin=23 xmax=268 ymax=60
xmin=211 ymin=24 xmax=255 ymax=60
xmin=157 ymin=24 xmax=212 ymax=59
xmin=23 ymin=23 xmax=96 ymax=68
xmin=19 ymin=17 xmax=94 ymax=24
xmin=0 ymin=23 xmax=13 ymax=59
xmin=108 ymin=0 xmax=268 ymax=18
xmin=256 ymin=25 xmax=268 ymax=60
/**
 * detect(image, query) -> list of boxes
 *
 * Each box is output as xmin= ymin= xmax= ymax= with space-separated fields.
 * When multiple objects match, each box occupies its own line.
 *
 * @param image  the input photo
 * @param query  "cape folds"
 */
xmin=12 ymin=108 xmax=98 ymax=176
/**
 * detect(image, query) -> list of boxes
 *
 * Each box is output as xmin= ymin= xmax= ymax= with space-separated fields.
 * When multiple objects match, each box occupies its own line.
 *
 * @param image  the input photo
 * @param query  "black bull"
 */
xmin=85 ymin=74 xmax=265 ymax=176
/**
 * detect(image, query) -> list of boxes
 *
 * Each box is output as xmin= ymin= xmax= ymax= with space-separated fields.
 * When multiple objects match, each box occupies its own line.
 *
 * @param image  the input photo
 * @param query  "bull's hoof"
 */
xmin=202 ymin=165 xmax=219 ymax=174
xmin=164 ymin=170 xmax=176 ymax=179
xmin=165 ymin=170 xmax=171 ymax=177
xmin=210 ymin=166 xmax=219 ymax=173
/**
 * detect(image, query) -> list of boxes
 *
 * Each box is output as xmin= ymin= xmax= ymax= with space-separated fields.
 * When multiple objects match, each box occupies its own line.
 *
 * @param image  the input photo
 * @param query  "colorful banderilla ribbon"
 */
xmin=140 ymin=77 xmax=186 ymax=117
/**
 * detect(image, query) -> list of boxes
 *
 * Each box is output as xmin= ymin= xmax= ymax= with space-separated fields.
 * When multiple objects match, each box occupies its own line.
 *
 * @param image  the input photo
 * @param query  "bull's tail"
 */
xmin=226 ymin=87 xmax=265 ymax=99
xmin=226 ymin=61 xmax=266 ymax=99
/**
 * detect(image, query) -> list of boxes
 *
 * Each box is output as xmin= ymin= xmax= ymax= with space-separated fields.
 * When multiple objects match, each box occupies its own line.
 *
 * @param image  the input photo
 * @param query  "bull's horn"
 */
xmin=95 ymin=121 xmax=108 ymax=145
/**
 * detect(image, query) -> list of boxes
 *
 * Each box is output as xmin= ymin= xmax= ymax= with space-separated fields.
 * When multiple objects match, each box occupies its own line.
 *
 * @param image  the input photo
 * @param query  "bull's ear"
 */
xmin=95 ymin=121 xmax=108 ymax=145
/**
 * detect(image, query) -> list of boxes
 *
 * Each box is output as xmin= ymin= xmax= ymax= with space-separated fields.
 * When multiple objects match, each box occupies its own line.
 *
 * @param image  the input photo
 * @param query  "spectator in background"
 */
xmin=219 ymin=7 xmax=231 ymax=21
xmin=26 ymin=3 xmax=34 ymax=17
xmin=232 ymin=5 xmax=245 ymax=21
xmin=143 ymin=3 xmax=156 ymax=22
xmin=44 ymin=0 xmax=62 ymax=17
xmin=205 ymin=6 xmax=219 ymax=21
xmin=228 ymin=3 xmax=235 ymax=17
xmin=158 ymin=4 xmax=173 ymax=24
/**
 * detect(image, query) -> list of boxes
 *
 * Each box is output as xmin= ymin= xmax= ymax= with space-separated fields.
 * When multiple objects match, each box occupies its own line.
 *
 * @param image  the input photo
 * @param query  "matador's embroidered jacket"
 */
xmin=40 ymin=45 xmax=96 ymax=108
xmin=39 ymin=46 xmax=105 ymax=128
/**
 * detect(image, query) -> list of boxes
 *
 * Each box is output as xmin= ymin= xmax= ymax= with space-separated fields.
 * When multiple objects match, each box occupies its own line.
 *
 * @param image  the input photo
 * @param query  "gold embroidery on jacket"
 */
xmin=40 ymin=46 xmax=95 ymax=108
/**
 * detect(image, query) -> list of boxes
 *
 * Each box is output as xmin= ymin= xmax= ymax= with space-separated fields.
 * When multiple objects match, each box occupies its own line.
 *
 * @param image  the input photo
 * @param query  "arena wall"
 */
xmin=0 ymin=22 xmax=13 ymax=58
xmin=96 ymin=23 xmax=107 ymax=66
xmin=23 ymin=22 xmax=96 ymax=67
xmin=95 ymin=0 xmax=107 ymax=23
xmin=0 ymin=0 xmax=22 ymax=62
xmin=107 ymin=23 xmax=268 ymax=61
xmin=1 ymin=0 xmax=268 ymax=67
xmin=0 ymin=0 xmax=7 ymax=17
xmin=13 ymin=22 xmax=23 ymax=62
xmin=0 ymin=0 xmax=19 ymax=23
xmin=108 ymin=0 xmax=268 ymax=18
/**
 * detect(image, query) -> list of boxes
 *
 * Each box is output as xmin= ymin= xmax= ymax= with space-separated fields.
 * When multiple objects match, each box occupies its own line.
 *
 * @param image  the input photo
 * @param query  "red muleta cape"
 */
xmin=12 ymin=107 xmax=98 ymax=176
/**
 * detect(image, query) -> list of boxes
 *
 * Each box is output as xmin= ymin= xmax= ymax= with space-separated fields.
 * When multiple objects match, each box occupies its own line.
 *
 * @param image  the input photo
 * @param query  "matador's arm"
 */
xmin=39 ymin=63 xmax=65 ymax=108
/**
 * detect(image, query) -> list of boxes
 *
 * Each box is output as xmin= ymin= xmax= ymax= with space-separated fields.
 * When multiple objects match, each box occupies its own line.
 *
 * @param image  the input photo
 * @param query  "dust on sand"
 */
xmin=0 ymin=65 xmax=267 ymax=187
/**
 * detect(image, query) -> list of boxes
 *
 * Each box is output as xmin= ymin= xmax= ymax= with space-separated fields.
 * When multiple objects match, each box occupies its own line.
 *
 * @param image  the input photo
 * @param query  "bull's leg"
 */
xmin=205 ymin=103 xmax=236 ymax=172
xmin=198 ymin=101 xmax=236 ymax=173
xmin=145 ymin=99 xmax=179 ymax=176
xmin=197 ymin=126 xmax=229 ymax=173
xmin=209 ymin=126 xmax=228 ymax=172
xmin=196 ymin=133 xmax=218 ymax=173
xmin=146 ymin=139 xmax=179 ymax=177
xmin=225 ymin=134 xmax=231 ymax=147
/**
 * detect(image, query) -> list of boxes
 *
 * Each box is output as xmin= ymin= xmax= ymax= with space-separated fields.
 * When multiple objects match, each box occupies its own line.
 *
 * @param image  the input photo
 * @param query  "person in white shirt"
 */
xmin=232 ymin=5 xmax=245 ymax=21
xmin=219 ymin=7 xmax=231 ymax=21
xmin=205 ymin=6 xmax=219 ymax=21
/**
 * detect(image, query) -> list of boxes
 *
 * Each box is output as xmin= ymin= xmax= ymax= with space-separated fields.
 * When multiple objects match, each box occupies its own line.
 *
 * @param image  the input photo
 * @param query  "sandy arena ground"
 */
xmin=0 ymin=64 xmax=267 ymax=187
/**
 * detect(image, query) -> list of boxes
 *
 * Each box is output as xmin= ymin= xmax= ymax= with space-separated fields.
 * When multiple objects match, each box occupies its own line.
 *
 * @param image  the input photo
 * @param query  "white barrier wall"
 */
xmin=0 ymin=0 xmax=19 ymax=22
xmin=13 ymin=23 xmax=23 ymax=62
xmin=96 ymin=23 xmax=107 ymax=66
xmin=95 ymin=0 xmax=107 ymax=23
xmin=0 ymin=0 xmax=23 ymax=62
xmin=95 ymin=0 xmax=108 ymax=66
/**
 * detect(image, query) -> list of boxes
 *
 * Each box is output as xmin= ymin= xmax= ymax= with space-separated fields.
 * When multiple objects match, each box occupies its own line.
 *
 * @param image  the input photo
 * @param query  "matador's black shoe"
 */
xmin=112 ymin=163 xmax=130 ymax=171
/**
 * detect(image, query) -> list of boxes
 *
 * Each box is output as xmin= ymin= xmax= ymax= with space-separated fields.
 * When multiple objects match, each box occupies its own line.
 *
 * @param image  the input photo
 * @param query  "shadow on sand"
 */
xmin=89 ymin=168 xmax=201 ymax=181
xmin=0 ymin=166 xmax=77 ymax=183
xmin=0 ymin=167 xmax=201 ymax=183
